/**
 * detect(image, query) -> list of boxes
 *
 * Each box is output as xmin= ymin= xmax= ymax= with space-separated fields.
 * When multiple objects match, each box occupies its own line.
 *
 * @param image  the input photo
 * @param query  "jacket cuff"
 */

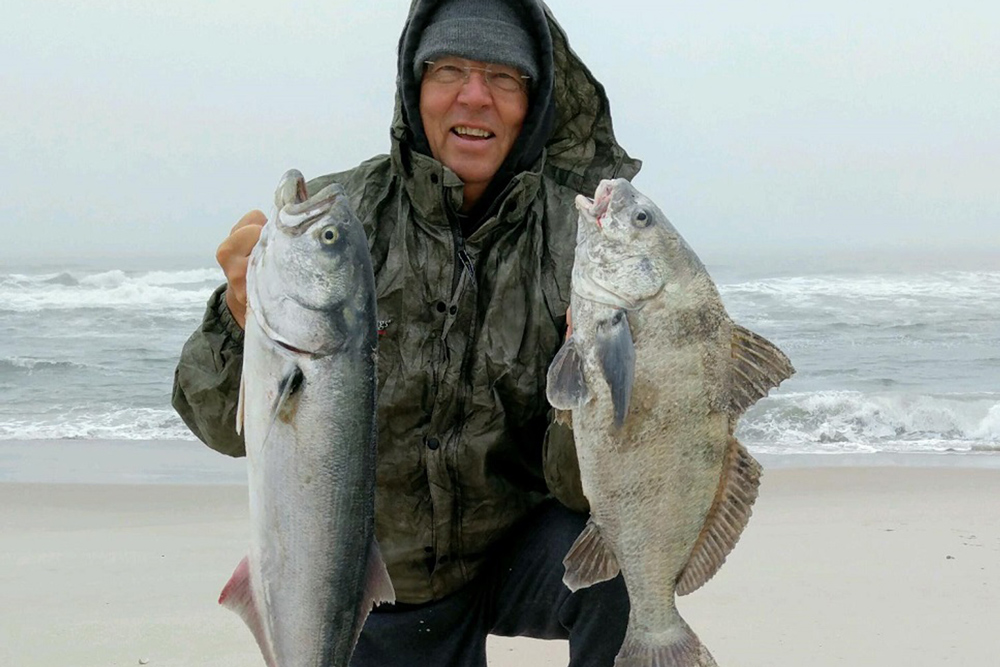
xmin=208 ymin=284 xmax=245 ymax=345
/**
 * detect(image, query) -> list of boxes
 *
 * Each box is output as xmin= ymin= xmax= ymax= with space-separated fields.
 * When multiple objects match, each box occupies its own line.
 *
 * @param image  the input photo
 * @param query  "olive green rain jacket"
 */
xmin=172 ymin=3 xmax=640 ymax=604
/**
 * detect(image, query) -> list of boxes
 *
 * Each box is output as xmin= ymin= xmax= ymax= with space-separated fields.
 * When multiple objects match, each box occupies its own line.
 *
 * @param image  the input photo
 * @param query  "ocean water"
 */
xmin=1 ymin=253 xmax=998 ymax=469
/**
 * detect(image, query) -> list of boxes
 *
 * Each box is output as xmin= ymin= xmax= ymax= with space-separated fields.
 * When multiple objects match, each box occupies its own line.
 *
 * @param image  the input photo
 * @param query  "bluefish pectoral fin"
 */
xmin=262 ymin=365 xmax=305 ymax=448
xmin=677 ymin=436 xmax=762 ymax=596
xmin=562 ymin=518 xmax=620 ymax=591
xmin=597 ymin=310 xmax=635 ymax=427
xmin=219 ymin=556 xmax=276 ymax=667
xmin=546 ymin=337 xmax=590 ymax=410
xmin=729 ymin=324 xmax=795 ymax=416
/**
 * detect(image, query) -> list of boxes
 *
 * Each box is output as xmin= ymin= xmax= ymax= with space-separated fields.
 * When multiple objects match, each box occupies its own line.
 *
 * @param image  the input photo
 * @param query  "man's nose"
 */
xmin=456 ymin=71 xmax=493 ymax=106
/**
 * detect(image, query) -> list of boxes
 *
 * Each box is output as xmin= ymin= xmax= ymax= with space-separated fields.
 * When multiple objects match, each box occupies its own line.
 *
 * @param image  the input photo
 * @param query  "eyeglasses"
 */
xmin=423 ymin=60 xmax=530 ymax=94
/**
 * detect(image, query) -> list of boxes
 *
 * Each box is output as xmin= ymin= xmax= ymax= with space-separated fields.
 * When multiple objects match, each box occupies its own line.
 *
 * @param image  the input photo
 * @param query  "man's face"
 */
xmin=420 ymin=57 xmax=529 ymax=206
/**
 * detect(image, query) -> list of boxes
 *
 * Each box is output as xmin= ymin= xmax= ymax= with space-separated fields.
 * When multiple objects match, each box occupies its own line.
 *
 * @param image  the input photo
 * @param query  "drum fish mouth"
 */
xmin=572 ymin=180 xmax=643 ymax=310
xmin=574 ymin=180 xmax=614 ymax=229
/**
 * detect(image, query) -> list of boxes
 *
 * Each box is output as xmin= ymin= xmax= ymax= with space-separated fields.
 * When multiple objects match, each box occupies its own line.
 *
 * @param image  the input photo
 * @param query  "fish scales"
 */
xmin=548 ymin=179 xmax=793 ymax=667
xmin=221 ymin=169 xmax=394 ymax=667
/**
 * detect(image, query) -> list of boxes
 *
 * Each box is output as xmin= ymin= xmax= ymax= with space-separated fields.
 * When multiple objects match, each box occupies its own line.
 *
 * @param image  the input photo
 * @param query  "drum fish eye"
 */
xmin=634 ymin=209 xmax=652 ymax=228
xmin=321 ymin=226 xmax=339 ymax=245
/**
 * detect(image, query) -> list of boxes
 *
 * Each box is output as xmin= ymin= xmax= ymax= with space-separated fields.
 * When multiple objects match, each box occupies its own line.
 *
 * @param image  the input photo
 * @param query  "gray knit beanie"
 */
xmin=413 ymin=0 xmax=539 ymax=83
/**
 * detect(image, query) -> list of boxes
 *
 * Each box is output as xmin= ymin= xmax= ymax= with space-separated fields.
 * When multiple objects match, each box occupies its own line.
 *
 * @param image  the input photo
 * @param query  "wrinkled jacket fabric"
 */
xmin=172 ymin=1 xmax=640 ymax=604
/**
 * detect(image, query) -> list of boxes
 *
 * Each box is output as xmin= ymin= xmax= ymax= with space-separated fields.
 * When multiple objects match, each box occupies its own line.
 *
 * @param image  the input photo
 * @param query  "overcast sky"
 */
xmin=2 ymin=1 xmax=998 ymax=267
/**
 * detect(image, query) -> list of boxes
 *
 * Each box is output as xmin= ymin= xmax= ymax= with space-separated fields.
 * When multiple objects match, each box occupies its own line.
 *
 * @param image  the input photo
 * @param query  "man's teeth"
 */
xmin=454 ymin=127 xmax=493 ymax=138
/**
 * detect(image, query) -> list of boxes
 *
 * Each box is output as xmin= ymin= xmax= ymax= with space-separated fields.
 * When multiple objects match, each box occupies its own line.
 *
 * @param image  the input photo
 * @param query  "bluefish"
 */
xmin=221 ymin=170 xmax=394 ymax=666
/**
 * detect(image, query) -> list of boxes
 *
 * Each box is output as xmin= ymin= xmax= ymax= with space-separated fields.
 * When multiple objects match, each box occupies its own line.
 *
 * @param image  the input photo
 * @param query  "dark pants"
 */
xmin=351 ymin=500 xmax=629 ymax=666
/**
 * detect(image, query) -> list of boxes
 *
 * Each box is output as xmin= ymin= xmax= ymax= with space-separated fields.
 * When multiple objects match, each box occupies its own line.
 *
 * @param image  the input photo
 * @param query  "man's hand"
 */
xmin=565 ymin=307 xmax=573 ymax=341
xmin=216 ymin=210 xmax=266 ymax=329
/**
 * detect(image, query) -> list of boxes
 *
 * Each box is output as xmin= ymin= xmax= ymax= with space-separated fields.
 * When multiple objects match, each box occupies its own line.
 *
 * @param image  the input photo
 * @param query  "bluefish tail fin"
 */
xmin=614 ymin=620 xmax=717 ymax=667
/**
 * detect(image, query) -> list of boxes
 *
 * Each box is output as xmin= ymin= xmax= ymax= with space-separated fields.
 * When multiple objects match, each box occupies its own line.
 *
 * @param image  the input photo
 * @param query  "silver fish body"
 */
xmin=547 ymin=179 xmax=793 ymax=667
xmin=221 ymin=170 xmax=394 ymax=667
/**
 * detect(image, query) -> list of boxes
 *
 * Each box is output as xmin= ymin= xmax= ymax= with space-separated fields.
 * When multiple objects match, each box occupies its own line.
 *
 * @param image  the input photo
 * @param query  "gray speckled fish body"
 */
xmin=220 ymin=170 xmax=394 ymax=667
xmin=547 ymin=179 xmax=794 ymax=667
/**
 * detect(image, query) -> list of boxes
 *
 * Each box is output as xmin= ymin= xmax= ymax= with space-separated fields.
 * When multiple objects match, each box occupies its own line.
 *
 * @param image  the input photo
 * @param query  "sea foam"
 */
xmin=0 ymin=268 xmax=223 ymax=313
xmin=739 ymin=390 xmax=1000 ymax=455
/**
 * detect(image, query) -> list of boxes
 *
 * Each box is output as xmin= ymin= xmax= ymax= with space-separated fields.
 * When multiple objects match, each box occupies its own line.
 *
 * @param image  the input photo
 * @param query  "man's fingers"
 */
xmin=213 ymin=210 xmax=263 ymax=332
xmin=230 ymin=209 xmax=267 ymax=235
xmin=216 ymin=225 xmax=263 ymax=268
xmin=230 ymin=224 xmax=264 ymax=256
xmin=225 ymin=256 xmax=250 ymax=304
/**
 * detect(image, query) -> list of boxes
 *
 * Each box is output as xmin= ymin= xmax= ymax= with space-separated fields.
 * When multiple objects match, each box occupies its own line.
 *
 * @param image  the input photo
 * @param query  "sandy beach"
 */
xmin=1 ymin=465 xmax=998 ymax=667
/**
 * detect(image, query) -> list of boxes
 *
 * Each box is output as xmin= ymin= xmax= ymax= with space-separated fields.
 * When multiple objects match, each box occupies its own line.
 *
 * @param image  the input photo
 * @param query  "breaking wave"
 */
xmin=0 ymin=268 xmax=223 ymax=312
xmin=720 ymin=271 xmax=1000 ymax=302
xmin=0 ymin=357 xmax=91 ymax=374
xmin=719 ymin=271 xmax=1000 ymax=329
xmin=0 ymin=407 xmax=193 ymax=441
xmin=739 ymin=390 xmax=1000 ymax=455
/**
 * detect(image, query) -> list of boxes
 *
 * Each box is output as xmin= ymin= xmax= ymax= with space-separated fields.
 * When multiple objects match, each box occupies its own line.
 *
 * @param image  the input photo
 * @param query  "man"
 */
xmin=173 ymin=0 xmax=641 ymax=664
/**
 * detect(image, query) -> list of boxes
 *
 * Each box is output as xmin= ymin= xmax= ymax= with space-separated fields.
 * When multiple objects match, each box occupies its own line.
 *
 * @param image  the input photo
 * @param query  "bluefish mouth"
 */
xmin=276 ymin=184 xmax=343 ymax=234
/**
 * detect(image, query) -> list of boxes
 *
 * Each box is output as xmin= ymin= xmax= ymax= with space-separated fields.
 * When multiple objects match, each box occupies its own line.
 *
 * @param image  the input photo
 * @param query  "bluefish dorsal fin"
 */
xmin=729 ymin=324 xmax=794 ymax=416
xmin=562 ymin=518 xmax=621 ymax=592
xmin=546 ymin=337 xmax=590 ymax=410
xmin=677 ymin=437 xmax=762 ymax=596
xmin=596 ymin=310 xmax=635 ymax=427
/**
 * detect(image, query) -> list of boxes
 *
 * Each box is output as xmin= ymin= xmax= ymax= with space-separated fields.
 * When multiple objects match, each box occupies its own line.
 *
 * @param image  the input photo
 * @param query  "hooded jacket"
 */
xmin=172 ymin=0 xmax=640 ymax=604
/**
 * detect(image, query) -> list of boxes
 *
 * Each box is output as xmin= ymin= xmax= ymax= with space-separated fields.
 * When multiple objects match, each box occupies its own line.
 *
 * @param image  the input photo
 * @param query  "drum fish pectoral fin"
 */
xmin=596 ymin=309 xmax=635 ymax=428
xmin=546 ymin=337 xmax=591 ymax=410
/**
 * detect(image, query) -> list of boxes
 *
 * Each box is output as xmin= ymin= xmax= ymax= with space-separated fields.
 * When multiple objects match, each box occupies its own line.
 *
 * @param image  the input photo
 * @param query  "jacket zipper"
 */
xmin=449 ymin=222 xmax=476 ymax=296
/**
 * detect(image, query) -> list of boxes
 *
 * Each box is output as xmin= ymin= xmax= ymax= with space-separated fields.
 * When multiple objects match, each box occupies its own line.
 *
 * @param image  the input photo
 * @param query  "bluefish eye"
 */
xmin=634 ymin=209 xmax=651 ymax=228
xmin=321 ymin=226 xmax=339 ymax=245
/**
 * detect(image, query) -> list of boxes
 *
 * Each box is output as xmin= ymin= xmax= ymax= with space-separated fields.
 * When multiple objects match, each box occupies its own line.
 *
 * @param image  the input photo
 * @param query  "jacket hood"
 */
xmin=392 ymin=0 xmax=640 ymax=201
